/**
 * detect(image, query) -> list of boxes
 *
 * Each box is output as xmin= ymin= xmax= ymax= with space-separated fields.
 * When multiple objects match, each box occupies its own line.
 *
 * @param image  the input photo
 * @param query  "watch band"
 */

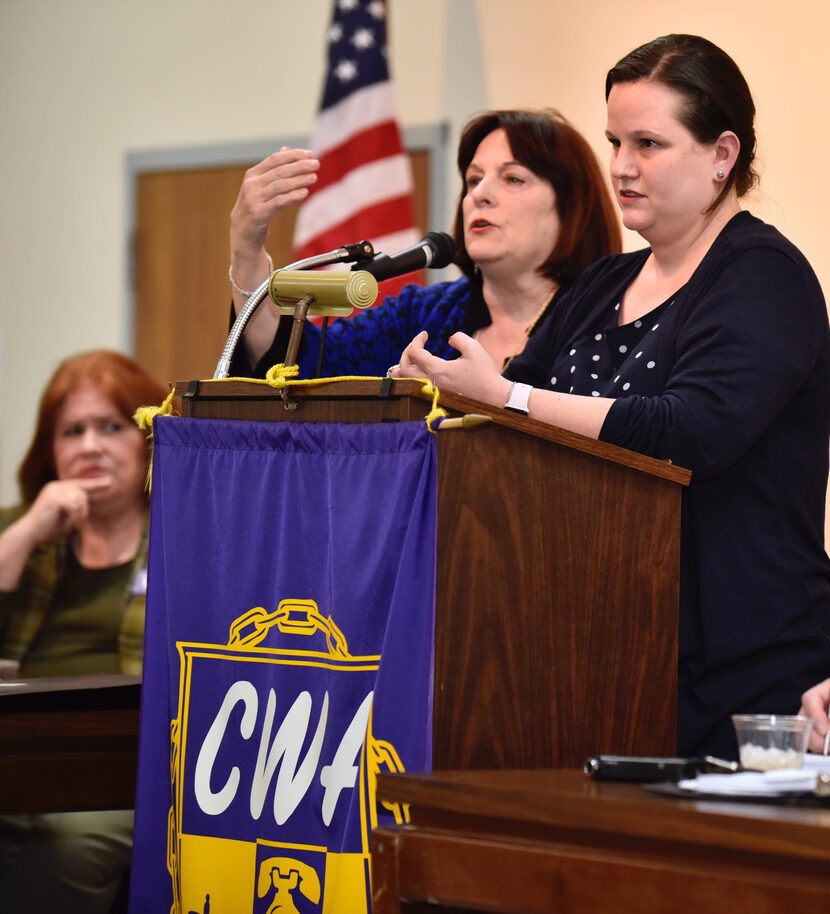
xmin=504 ymin=382 xmax=533 ymax=415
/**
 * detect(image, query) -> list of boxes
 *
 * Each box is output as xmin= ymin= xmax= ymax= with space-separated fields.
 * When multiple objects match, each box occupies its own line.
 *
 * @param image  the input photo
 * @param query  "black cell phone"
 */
xmin=583 ymin=754 xmax=737 ymax=783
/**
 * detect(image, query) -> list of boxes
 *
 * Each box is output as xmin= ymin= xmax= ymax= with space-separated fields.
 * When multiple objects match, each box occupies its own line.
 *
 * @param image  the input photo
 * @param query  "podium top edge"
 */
xmin=171 ymin=378 xmax=691 ymax=487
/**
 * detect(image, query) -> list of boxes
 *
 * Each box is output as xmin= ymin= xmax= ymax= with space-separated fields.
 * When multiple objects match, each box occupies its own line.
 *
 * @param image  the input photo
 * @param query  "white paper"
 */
xmin=678 ymin=769 xmax=819 ymax=796
xmin=801 ymin=753 xmax=830 ymax=771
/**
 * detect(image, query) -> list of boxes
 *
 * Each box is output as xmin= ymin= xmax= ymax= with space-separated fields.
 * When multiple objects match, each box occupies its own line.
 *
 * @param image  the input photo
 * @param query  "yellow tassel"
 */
xmin=133 ymin=388 xmax=176 ymax=494
xmin=420 ymin=380 xmax=448 ymax=433
xmin=133 ymin=389 xmax=175 ymax=431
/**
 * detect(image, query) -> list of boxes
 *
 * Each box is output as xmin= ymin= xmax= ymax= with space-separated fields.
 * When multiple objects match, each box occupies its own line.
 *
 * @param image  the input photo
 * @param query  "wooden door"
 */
xmin=133 ymin=152 xmax=431 ymax=388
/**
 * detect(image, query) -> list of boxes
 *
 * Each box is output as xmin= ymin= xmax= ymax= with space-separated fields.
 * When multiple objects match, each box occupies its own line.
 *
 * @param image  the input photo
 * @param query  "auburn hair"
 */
xmin=18 ymin=350 xmax=167 ymax=504
xmin=452 ymin=109 xmax=621 ymax=284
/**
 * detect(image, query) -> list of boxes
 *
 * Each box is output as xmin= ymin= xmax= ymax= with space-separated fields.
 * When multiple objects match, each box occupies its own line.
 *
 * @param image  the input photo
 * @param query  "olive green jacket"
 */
xmin=0 ymin=505 xmax=147 ymax=676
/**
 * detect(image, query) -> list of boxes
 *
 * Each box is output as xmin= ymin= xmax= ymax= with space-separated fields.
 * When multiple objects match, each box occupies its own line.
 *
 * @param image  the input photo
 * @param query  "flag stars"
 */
xmin=367 ymin=0 xmax=386 ymax=18
xmin=333 ymin=59 xmax=359 ymax=82
xmin=351 ymin=27 xmax=375 ymax=50
xmin=337 ymin=0 xmax=359 ymax=10
xmin=328 ymin=23 xmax=344 ymax=42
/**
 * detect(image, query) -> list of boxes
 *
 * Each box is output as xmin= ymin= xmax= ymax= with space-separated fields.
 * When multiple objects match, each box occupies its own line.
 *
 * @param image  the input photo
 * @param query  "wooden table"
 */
xmin=373 ymin=768 xmax=830 ymax=913
xmin=0 ymin=674 xmax=140 ymax=813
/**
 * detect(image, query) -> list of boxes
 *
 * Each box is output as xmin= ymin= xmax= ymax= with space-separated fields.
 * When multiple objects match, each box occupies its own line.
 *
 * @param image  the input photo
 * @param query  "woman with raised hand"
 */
xmin=0 ymin=349 xmax=166 ymax=913
xmin=394 ymin=34 xmax=830 ymax=760
xmin=227 ymin=109 xmax=621 ymax=378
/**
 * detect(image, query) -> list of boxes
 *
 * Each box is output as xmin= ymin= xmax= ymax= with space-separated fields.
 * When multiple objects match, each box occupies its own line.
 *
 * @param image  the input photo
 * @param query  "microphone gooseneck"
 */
xmin=214 ymin=241 xmax=376 ymax=379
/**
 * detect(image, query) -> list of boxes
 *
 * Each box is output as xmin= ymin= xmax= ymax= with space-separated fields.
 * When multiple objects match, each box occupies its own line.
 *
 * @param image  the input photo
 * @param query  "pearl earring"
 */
xmin=715 ymin=169 xmax=725 ymax=180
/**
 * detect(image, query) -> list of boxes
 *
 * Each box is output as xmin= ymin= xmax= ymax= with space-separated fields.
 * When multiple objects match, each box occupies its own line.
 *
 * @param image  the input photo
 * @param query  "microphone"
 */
xmin=267 ymin=269 xmax=378 ymax=318
xmin=354 ymin=231 xmax=456 ymax=283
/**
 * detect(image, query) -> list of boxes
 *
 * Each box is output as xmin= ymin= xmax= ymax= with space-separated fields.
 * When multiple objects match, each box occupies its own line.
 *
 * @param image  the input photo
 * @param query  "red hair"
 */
xmin=18 ymin=350 xmax=167 ymax=504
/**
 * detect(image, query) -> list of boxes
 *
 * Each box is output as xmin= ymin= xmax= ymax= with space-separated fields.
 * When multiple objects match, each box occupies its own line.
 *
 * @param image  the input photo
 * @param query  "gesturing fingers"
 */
xmin=397 ymin=331 xmax=429 ymax=378
xmin=233 ymin=149 xmax=320 ymax=243
xmin=408 ymin=346 xmax=443 ymax=380
xmin=249 ymin=148 xmax=317 ymax=179
xmin=396 ymin=331 xmax=468 ymax=390
xmin=260 ymin=149 xmax=320 ymax=202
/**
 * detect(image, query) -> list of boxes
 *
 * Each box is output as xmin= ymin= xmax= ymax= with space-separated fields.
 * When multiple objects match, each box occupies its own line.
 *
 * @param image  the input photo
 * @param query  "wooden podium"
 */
xmin=174 ymin=378 xmax=690 ymax=768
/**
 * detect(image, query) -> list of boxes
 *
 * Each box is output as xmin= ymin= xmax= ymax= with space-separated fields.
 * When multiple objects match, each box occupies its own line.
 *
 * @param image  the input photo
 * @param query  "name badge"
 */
xmin=129 ymin=567 xmax=148 ymax=596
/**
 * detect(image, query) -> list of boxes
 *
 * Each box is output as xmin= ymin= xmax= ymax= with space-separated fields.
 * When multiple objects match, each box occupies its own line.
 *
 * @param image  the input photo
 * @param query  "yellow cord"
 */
xmin=199 ymin=364 xmax=387 ymax=391
xmin=130 ymin=368 xmax=447 ymax=489
xmin=419 ymin=379 xmax=448 ymax=433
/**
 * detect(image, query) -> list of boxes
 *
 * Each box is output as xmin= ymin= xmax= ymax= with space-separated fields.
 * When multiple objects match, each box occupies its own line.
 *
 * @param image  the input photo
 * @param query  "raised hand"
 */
xmin=230 ymin=148 xmax=320 ymax=262
xmin=229 ymin=148 xmax=321 ymax=363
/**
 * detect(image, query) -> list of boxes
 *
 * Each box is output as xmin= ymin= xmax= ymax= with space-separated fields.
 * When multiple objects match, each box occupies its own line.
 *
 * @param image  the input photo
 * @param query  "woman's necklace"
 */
xmin=524 ymin=286 xmax=558 ymax=336
xmin=474 ymin=285 xmax=559 ymax=368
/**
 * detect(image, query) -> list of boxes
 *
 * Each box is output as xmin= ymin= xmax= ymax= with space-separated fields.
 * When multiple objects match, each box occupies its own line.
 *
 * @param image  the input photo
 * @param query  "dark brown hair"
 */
xmin=452 ymin=109 xmax=621 ymax=284
xmin=18 ymin=350 xmax=167 ymax=503
xmin=605 ymin=34 xmax=758 ymax=209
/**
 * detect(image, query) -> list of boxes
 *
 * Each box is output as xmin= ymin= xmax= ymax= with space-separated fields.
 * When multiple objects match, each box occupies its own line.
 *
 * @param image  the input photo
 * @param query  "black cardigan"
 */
xmin=508 ymin=211 xmax=830 ymax=758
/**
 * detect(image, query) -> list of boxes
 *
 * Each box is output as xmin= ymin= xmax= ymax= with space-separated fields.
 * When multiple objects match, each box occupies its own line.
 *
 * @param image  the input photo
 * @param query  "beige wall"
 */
xmin=1 ymin=0 xmax=827 ymax=505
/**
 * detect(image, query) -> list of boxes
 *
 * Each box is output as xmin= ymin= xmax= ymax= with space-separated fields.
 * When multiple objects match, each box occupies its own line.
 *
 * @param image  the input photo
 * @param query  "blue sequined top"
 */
xmin=230 ymin=275 xmax=561 ymax=379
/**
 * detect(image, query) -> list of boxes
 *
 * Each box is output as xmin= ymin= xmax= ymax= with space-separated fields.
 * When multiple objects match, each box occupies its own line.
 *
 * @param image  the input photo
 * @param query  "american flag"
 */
xmin=293 ymin=0 xmax=420 ymax=299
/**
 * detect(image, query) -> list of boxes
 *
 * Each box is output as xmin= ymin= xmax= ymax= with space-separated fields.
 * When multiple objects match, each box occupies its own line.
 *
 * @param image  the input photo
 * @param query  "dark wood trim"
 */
xmin=373 ymin=769 xmax=830 ymax=914
xmin=0 ymin=675 xmax=140 ymax=813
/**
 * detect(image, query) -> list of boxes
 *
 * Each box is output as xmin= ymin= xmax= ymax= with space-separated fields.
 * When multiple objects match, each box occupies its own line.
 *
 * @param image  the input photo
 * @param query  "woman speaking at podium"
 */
xmin=394 ymin=35 xmax=830 ymax=760
xmin=227 ymin=108 xmax=621 ymax=378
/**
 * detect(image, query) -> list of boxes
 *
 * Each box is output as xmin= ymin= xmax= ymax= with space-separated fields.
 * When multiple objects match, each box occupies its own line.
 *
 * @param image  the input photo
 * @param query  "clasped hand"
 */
xmin=21 ymin=477 xmax=111 ymax=545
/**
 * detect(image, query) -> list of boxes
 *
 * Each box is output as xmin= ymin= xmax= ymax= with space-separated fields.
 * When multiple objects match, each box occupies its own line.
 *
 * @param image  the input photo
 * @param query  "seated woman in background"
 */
xmin=393 ymin=35 xmax=830 ymax=761
xmin=227 ymin=108 xmax=622 ymax=378
xmin=0 ymin=350 xmax=166 ymax=913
